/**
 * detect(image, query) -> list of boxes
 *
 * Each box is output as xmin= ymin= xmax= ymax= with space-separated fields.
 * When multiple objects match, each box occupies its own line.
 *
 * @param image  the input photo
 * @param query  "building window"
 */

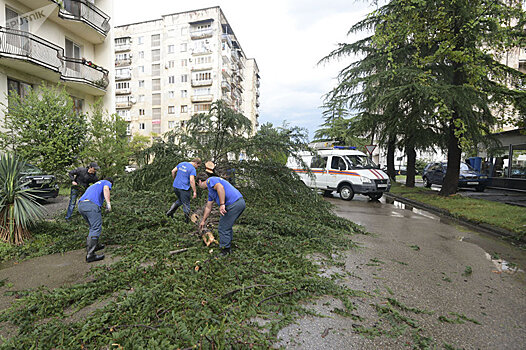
xmin=181 ymin=59 xmax=187 ymax=67
xmin=138 ymin=80 xmax=145 ymax=87
xmin=152 ymin=108 xmax=161 ymax=118
xmin=65 ymin=38 xmax=81 ymax=72
xmin=151 ymin=49 xmax=160 ymax=61
xmin=139 ymin=109 xmax=145 ymax=116
xmin=168 ymin=120 xmax=176 ymax=129
xmin=181 ymin=105 xmax=188 ymax=113
xmin=7 ymin=78 xmax=31 ymax=102
xmin=194 ymin=71 xmax=211 ymax=81
xmin=138 ymin=36 xmax=144 ymax=45
xmin=180 ymin=43 xmax=187 ymax=52
xmin=168 ymin=45 xmax=175 ymax=54
xmin=194 ymin=103 xmax=211 ymax=113
xmin=168 ymin=60 xmax=175 ymax=68
xmin=194 ymin=87 xmax=211 ymax=96
xmin=181 ymin=89 xmax=187 ymax=98
xmin=139 ymin=123 xmax=145 ymax=130
xmin=72 ymin=97 xmax=84 ymax=115
xmin=181 ymin=74 xmax=188 ymax=83
xmin=116 ymin=109 xmax=130 ymax=118
xmin=152 ymin=93 xmax=161 ymax=105
xmin=168 ymin=76 xmax=175 ymax=84
xmin=196 ymin=56 xmax=212 ymax=65
xmin=152 ymin=64 xmax=160 ymax=76
xmin=138 ymin=51 xmax=144 ymax=59
xmin=138 ymin=66 xmax=145 ymax=73
xmin=168 ymin=106 xmax=175 ymax=114
xmin=151 ymin=34 xmax=160 ymax=47
xmin=138 ymin=94 xmax=145 ymax=102
xmin=116 ymin=81 xmax=130 ymax=90
xmin=115 ymin=37 xmax=129 ymax=46
xmin=115 ymin=53 xmax=131 ymax=62
xmin=168 ymin=91 xmax=175 ymax=98
xmin=152 ymin=79 xmax=161 ymax=91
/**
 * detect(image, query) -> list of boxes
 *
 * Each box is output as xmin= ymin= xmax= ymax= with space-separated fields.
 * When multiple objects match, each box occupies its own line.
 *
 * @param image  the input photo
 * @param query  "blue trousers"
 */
xmin=65 ymin=187 xmax=79 ymax=219
xmin=78 ymin=200 xmax=102 ymax=238
xmin=218 ymin=198 xmax=246 ymax=249
xmin=174 ymin=187 xmax=191 ymax=215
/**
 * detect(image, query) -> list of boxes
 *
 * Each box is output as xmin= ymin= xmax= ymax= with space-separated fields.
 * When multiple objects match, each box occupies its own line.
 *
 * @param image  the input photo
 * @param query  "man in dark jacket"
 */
xmin=65 ymin=162 xmax=100 ymax=220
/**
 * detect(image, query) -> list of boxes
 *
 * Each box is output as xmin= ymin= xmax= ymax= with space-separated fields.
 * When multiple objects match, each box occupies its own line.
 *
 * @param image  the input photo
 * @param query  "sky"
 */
xmin=114 ymin=0 xmax=380 ymax=140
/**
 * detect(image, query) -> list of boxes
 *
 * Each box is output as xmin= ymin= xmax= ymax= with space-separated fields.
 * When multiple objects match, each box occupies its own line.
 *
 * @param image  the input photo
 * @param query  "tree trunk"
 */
xmin=405 ymin=145 xmax=416 ymax=187
xmin=386 ymin=137 xmax=396 ymax=181
xmin=439 ymin=120 xmax=461 ymax=196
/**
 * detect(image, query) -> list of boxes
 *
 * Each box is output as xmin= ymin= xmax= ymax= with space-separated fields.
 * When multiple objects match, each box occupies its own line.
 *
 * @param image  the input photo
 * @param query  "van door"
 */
xmin=327 ymin=156 xmax=348 ymax=189
xmin=309 ymin=155 xmax=328 ymax=189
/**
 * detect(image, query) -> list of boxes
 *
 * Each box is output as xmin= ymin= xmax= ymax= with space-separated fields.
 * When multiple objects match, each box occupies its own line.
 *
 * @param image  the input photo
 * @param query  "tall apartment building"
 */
xmin=113 ymin=6 xmax=260 ymax=138
xmin=0 ymin=0 xmax=115 ymax=128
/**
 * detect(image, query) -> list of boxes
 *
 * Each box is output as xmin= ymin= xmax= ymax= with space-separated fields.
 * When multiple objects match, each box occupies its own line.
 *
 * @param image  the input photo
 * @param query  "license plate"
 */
xmin=467 ymin=182 xmax=478 ymax=185
xmin=377 ymin=184 xmax=387 ymax=188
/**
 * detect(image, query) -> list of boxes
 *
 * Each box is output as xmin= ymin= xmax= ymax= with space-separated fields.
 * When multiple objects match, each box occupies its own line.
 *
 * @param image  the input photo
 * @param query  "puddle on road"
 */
xmin=383 ymin=197 xmax=526 ymax=274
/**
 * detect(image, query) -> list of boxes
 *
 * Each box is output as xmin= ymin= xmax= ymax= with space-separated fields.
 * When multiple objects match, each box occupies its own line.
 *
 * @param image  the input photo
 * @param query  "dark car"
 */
xmin=422 ymin=162 xmax=487 ymax=192
xmin=19 ymin=163 xmax=59 ymax=199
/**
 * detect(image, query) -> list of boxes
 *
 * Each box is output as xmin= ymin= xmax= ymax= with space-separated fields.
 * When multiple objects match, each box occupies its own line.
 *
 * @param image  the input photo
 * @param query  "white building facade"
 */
xmin=114 ymin=6 xmax=260 ymax=138
xmin=0 ymin=0 xmax=115 ymax=127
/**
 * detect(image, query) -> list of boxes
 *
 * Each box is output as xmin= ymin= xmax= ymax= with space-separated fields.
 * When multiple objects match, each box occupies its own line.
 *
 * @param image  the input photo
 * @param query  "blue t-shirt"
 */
xmin=207 ymin=177 xmax=242 ymax=206
xmin=79 ymin=180 xmax=112 ymax=207
xmin=173 ymin=162 xmax=197 ymax=190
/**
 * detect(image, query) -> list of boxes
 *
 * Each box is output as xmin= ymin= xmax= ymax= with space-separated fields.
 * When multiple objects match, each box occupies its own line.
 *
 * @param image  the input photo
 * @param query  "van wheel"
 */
xmin=423 ymin=176 xmax=432 ymax=188
xmin=368 ymin=193 xmax=383 ymax=200
xmin=339 ymin=185 xmax=354 ymax=201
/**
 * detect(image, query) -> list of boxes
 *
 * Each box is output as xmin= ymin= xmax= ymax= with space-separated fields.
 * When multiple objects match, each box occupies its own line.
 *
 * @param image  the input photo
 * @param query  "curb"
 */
xmin=384 ymin=192 xmax=525 ymax=244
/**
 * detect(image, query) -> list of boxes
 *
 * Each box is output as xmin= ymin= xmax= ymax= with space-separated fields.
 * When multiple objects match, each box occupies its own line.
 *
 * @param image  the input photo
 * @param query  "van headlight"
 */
xmin=361 ymin=176 xmax=372 ymax=184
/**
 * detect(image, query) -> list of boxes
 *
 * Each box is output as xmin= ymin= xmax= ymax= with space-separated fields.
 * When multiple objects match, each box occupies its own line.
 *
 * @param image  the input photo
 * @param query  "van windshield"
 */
xmin=344 ymin=155 xmax=377 ymax=169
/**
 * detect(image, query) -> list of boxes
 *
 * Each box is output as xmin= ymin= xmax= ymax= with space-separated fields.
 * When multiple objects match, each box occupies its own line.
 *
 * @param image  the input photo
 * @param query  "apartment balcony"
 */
xmin=0 ymin=27 xmax=108 ymax=94
xmin=0 ymin=27 xmax=62 ymax=80
xmin=190 ymin=28 xmax=213 ymax=40
xmin=192 ymin=64 xmax=213 ymax=72
xmin=115 ymin=43 xmax=131 ymax=52
xmin=115 ymin=71 xmax=132 ymax=80
xmin=62 ymin=57 xmax=109 ymax=95
xmin=116 ymin=87 xmax=131 ymax=95
xmin=221 ymin=68 xmax=231 ymax=78
xmin=116 ymin=100 xmax=133 ymax=108
xmin=15 ymin=1 xmax=110 ymax=44
xmin=191 ymin=94 xmax=214 ymax=103
xmin=191 ymin=48 xmax=213 ymax=56
xmin=221 ymin=81 xmax=231 ymax=91
xmin=256 ymin=80 xmax=260 ymax=88
xmin=115 ymin=58 xmax=132 ymax=67
xmin=191 ymin=79 xmax=213 ymax=87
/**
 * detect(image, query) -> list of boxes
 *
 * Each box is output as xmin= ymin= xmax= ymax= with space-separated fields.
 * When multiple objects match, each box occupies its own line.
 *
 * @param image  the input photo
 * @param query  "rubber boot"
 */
xmin=166 ymin=202 xmax=180 ymax=217
xmin=219 ymin=247 xmax=231 ymax=257
xmin=95 ymin=242 xmax=105 ymax=251
xmin=86 ymin=237 xmax=105 ymax=263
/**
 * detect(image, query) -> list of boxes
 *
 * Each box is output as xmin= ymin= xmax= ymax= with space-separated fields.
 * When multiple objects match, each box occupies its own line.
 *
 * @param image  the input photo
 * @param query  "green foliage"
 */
xmin=80 ymin=101 xmax=130 ymax=178
xmin=0 ymin=84 xmax=87 ymax=175
xmin=169 ymin=100 xmax=252 ymax=163
xmin=0 ymin=154 xmax=45 ymax=245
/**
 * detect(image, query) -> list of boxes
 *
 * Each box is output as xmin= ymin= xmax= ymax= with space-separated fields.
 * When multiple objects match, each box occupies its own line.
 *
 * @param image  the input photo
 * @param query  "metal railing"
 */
xmin=0 ymin=27 xmax=62 ymax=72
xmin=58 ymin=0 xmax=110 ymax=35
xmin=0 ymin=27 xmax=108 ymax=90
xmin=62 ymin=57 xmax=109 ymax=89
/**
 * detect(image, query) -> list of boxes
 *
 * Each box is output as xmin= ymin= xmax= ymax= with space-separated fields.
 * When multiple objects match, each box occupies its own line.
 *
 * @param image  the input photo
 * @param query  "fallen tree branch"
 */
xmin=169 ymin=248 xmax=188 ymax=255
xmin=257 ymin=288 xmax=298 ymax=306
xmin=222 ymin=284 xmax=270 ymax=298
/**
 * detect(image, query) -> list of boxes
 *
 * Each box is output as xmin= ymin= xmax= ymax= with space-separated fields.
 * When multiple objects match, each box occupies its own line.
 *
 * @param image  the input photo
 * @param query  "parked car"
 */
xmin=19 ymin=163 xmax=59 ymax=199
xmin=422 ymin=162 xmax=487 ymax=191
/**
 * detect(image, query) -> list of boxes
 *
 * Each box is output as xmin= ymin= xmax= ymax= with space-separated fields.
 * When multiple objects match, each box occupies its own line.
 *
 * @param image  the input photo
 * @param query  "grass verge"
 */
xmin=389 ymin=184 xmax=526 ymax=240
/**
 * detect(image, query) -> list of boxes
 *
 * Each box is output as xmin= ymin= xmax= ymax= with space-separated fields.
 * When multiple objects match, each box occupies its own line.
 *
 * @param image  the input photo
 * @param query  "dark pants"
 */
xmin=78 ymin=200 xmax=102 ymax=238
xmin=65 ymin=187 xmax=79 ymax=219
xmin=218 ymin=198 xmax=245 ymax=249
xmin=173 ymin=187 xmax=192 ymax=215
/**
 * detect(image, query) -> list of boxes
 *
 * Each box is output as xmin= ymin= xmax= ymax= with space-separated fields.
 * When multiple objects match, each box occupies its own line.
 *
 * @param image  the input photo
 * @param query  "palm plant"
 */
xmin=0 ymin=153 xmax=45 ymax=245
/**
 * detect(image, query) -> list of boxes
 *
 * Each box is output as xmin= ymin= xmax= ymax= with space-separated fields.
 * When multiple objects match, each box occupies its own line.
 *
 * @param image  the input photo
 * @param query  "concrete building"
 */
xmin=113 ymin=6 xmax=260 ymax=139
xmin=0 ymin=0 xmax=115 ymax=125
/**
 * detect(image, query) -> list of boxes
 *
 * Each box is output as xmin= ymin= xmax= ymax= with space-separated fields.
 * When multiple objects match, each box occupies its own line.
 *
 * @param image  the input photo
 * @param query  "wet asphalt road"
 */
xmin=277 ymin=194 xmax=526 ymax=349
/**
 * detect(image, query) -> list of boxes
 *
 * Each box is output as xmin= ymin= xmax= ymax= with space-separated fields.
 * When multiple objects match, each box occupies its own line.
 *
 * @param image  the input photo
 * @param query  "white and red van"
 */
xmin=287 ymin=146 xmax=391 ymax=200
